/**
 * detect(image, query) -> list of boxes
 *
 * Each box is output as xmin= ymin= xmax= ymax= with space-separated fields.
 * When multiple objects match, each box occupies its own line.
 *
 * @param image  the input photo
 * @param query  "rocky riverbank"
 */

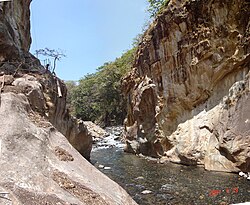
xmin=0 ymin=1 xmax=137 ymax=204
xmin=91 ymin=129 xmax=250 ymax=205
xmin=122 ymin=0 xmax=250 ymax=172
xmin=92 ymin=126 xmax=125 ymax=151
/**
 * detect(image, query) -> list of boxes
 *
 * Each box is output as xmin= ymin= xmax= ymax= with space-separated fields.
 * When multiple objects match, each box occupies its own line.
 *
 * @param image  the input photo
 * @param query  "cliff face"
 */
xmin=123 ymin=0 xmax=250 ymax=172
xmin=0 ymin=0 xmax=31 ymax=60
xmin=9 ymin=73 xmax=93 ymax=160
xmin=0 ymin=2 xmax=137 ymax=204
xmin=0 ymin=0 xmax=92 ymax=160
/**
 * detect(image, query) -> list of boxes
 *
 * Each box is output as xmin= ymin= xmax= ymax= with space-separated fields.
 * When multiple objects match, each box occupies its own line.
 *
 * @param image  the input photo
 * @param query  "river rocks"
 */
xmin=122 ymin=0 xmax=250 ymax=172
xmin=92 ymin=126 xmax=125 ymax=151
xmin=141 ymin=190 xmax=152 ymax=194
xmin=83 ymin=121 xmax=107 ymax=143
xmin=238 ymin=171 xmax=250 ymax=180
xmin=106 ymin=126 xmax=124 ymax=137
xmin=0 ymin=92 xmax=137 ymax=205
xmin=0 ymin=0 xmax=138 ymax=204
xmin=97 ymin=164 xmax=111 ymax=170
xmin=98 ymin=164 xmax=105 ymax=169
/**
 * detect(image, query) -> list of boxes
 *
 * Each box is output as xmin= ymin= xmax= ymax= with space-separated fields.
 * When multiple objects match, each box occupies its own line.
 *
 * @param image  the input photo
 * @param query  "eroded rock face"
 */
xmin=0 ymin=0 xmax=137 ymax=204
xmin=0 ymin=0 xmax=91 ymax=162
xmin=163 ymin=74 xmax=250 ymax=172
xmin=123 ymin=0 xmax=250 ymax=172
xmin=39 ymin=74 xmax=93 ymax=160
xmin=0 ymin=0 xmax=31 ymax=60
xmin=3 ymin=73 xmax=92 ymax=160
xmin=0 ymin=92 xmax=137 ymax=205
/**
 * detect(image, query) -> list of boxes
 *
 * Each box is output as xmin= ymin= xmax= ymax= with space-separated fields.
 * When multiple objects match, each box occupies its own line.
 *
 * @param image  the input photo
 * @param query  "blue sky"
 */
xmin=30 ymin=0 xmax=149 ymax=81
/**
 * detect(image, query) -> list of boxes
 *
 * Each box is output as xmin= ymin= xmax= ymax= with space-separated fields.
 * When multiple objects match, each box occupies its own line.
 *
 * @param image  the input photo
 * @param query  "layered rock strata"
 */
xmin=123 ymin=0 xmax=250 ymax=172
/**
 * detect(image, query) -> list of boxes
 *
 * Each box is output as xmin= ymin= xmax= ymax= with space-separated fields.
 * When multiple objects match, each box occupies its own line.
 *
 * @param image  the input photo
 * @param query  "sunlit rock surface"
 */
xmin=0 ymin=92 xmax=137 ymax=205
xmin=123 ymin=0 xmax=250 ymax=172
xmin=0 ymin=1 xmax=137 ymax=204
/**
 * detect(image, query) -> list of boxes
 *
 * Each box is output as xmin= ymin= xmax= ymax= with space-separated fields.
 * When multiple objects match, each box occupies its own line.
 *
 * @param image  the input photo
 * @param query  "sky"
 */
xmin=30 ymin=0 xmax=150 ymax=81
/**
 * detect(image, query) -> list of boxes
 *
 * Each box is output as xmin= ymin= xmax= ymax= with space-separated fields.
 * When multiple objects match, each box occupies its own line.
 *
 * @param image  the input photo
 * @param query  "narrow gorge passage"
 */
xmin=0 ymin=0 xmax=249 ymax=204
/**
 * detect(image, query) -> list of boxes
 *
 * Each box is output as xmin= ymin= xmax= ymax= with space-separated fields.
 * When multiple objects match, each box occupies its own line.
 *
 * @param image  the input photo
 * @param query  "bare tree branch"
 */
xmin=35 ymin=48 xmax=66 ymax=73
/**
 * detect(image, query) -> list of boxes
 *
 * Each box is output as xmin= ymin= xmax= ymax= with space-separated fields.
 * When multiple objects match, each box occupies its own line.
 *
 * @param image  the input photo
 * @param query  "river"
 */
xmin=91 ymin=130 xmax=250 ymax=205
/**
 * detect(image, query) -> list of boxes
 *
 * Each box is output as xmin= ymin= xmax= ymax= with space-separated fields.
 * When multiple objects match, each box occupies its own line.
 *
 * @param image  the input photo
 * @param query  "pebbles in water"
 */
xmin=98 ymin=165 xmax=104 ymax=169
xmin=141 ymin=190 xmax=152 ymax=194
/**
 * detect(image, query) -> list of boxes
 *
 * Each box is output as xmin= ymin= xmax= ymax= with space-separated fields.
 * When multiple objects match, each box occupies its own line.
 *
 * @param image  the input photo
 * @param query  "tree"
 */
xmin=64 ymin=80 xmax=77 ymax=113
xmin=69 ymin=48 xmax=136 ymax=126
xmin=35 ymin=48 xmax=66 ymax=73
xmin=147 ymin=0 xmax=169 ymax=17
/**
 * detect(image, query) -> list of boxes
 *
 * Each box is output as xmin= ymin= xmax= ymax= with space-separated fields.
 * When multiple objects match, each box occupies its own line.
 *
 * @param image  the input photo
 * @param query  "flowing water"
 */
xmin=91 ymin=131 xmax=250 ymax=205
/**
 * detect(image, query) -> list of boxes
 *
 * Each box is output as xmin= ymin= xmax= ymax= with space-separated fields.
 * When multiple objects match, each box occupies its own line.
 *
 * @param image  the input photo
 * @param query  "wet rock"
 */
xmin=114 ymin=136 xmax=120 ymax=140
xmin=98 ymin=165 xmax=105 ymax=169
xmin=125 ymin=140 xmax=140 ymax=154
xmin=0 ymin=1 xmax=137 ymax=203
xmin=141 ymin=190 xmax=152 ymax=194
xmin=160 ymin=184 xmax=175 ymax=191
xmin=135 ymin=176 xmax=144 ymax=180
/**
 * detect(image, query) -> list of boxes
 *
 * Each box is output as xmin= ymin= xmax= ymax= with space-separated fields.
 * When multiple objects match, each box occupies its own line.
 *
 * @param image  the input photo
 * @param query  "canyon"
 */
xmin=0 ymin=0 xmax=250 ymax=204
xmin=123 ymin=0 xmax=250 ymax=172
xmin=0 ymin=1 xmax=136 ymax=204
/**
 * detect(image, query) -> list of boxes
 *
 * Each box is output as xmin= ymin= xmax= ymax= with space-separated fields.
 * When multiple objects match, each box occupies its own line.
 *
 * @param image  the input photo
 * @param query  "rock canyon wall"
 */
xmin=0 ymin=1 xmax=137 ymax=204
xmin=0 ymin=0 xmax=92 ymax=160
xmin=123 ymin=0 xmax=250 ymax=172
xmin=0 ymin=0 xmax=31 ymax=60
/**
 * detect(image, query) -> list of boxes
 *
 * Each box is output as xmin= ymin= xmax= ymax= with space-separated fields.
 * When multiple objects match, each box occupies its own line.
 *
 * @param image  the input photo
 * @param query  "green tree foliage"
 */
xmin=67 ymin=47 xmax=136 ymax=126
xmin=64 ymin=80 xmax=77 ymax=113
xmin=147 ymin=0 xmax=170 ymax=17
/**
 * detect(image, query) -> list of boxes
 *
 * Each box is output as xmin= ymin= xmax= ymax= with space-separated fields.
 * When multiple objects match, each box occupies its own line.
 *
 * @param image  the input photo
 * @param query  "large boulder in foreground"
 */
xmin=0 ymin=91 xmax=137 ymax=205
xmin=4 ymin=73 xmax=92 ymax=160
xmin=0 ymin=0 xmax=137 ymax=204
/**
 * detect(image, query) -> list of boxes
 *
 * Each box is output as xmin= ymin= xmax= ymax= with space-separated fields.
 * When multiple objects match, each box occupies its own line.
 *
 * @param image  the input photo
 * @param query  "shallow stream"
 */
xmin=91 ymin=132 xmax=250 ymax=205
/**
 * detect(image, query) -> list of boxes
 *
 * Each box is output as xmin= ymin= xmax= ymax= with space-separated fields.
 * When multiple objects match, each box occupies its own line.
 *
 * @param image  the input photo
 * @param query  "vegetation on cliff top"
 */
xmin=65 ymin=0 xmax=169 ymax=126
xmin=66 ymin=47 xmax=136 ymax=127
xmin=148 ymin=0 xmax=170 ymax=17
